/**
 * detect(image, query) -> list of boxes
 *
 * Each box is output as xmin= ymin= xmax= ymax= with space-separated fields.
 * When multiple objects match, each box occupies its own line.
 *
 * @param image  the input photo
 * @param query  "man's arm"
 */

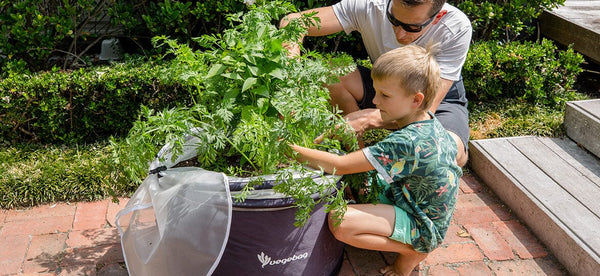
xmin=290 ymin=144 xmax=374 ymax=175
xmin=279 ymin=6 xmax=344 ymax=56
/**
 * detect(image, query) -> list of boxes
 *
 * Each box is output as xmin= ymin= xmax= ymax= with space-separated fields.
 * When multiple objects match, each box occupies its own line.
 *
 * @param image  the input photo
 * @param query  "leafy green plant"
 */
xmin=0 ymin=58 xmax=192 ymax=144
xmin=455 ymin=0 xmax=565 ymax=41
xmin=462 ymin=39 xmax=583 ymax=105
xmin=111 ymin=1 xmax=359 ymax=226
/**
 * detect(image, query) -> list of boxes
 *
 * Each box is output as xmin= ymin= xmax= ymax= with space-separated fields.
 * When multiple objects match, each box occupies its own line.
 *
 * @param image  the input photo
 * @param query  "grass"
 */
xmin=0 ymin=142 xmax=131 ymax=208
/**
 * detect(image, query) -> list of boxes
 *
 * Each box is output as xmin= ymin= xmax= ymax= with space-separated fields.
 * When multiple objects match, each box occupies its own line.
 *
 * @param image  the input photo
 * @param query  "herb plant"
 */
xmin=111 ymin=1 xmax=359 ymax=226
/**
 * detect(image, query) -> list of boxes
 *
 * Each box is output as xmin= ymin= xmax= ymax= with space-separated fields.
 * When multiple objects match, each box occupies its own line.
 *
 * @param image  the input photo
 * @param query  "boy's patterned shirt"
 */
xmin=363 ymin=112 xmax=463 ymax=253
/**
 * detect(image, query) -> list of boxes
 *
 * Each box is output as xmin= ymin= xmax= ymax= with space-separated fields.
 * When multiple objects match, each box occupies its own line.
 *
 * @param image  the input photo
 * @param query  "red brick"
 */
xmin=0 ymin=234 xmax=29 ymax=274
xmin=22 ymin=233 xmax=67 ymax=273
xmin=0 ymin=215 xmax=73 ymax=236
xmin=0 ymin=209 xmax=7 ymax=223
xmin=58 ymin=264 xmax=97 ymax=276
xmin=459 ymin=175 xmax=484 ymax=194
xmin=464 ymin=223 xmax=514 ymax=261
xmin=452 ymin=204 xmax=513 ymax=225
xmin=106 ymin=198 xmax=129 ymax=228
xmin=5 ymin=203 xmax=76 ymax=222
xmin=427 ymin=265 xmax=459 ymax=275
xmin=337 ymin=258 xmax=355 ymax=276
xmin=493 ymin=220 xmax=547 ymax=259
xmin=61 ymin=244 xmax=123 ymax=267
xmin=442 ymin=224 xmax=473 ymax=244
xmin=456 ymin=261 xmax=494 ymax=275
xmin=66 ymin=228 xmax=119 ymax=249
xmin=73 ymin=201 xmax=109 ymax=230
xmin=488 ymin=259 xmax=565 ymax=275
xmin=423 ymin=243 xmax=484 ymax=265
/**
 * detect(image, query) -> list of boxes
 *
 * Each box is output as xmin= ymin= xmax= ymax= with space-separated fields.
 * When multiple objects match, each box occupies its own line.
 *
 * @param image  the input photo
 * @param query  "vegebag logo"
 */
xmin=257 ymin=251 xmax=309 ymax=268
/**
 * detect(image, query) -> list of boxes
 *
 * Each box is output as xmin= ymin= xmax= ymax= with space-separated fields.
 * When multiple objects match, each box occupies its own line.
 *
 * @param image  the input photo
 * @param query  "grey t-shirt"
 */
xmin=332 ymin=0 xmax=472 ymax=81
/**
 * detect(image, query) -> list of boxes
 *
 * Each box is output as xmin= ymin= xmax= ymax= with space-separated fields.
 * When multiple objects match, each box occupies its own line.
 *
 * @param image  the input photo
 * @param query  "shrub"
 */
xmin=462 ymin=39 xmax=584 ymax=105
xmin=455 ymin=0 xmax=565 ymax=41
xmin=0 ymin=59 xmax=193 ymax=144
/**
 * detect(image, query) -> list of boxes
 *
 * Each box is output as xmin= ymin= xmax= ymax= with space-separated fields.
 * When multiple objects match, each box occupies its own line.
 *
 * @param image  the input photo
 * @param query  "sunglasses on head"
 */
xmin=386 ymin=0 xmax=438 ymax=33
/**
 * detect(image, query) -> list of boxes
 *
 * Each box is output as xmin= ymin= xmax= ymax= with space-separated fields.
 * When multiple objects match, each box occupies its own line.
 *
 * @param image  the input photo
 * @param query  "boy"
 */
xmin=289 ymin=45 xmax=462 ymax=276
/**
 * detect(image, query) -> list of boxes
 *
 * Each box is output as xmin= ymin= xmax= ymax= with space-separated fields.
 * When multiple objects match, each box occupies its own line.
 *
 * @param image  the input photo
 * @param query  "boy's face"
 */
xmin=372 ymin=78 xmax=422 ymax=123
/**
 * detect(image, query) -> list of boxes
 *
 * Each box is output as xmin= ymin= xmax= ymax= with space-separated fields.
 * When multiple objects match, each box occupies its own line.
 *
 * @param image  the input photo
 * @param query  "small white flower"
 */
xmin=244 ymin=0 xmax=256 ymax=6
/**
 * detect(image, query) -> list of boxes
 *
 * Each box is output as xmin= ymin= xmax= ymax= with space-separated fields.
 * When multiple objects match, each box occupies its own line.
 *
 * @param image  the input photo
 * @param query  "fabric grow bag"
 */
xmin=116 ymin=131 xmax=345 ymax=276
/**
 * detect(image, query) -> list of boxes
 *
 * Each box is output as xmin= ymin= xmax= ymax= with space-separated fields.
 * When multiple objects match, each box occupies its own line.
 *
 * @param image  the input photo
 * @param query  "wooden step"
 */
xmin=565 ymin=99 xmax=600 ymax=158
xmin=539 ymin=0 xmax=600 ymax=64
xmin=469 ymin=136 xmax=600 ymax=275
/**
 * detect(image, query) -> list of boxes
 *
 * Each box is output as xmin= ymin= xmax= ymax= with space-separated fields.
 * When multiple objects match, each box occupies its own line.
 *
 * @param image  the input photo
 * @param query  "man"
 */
xmin=280 ymin=0 xmax=472 ymax=167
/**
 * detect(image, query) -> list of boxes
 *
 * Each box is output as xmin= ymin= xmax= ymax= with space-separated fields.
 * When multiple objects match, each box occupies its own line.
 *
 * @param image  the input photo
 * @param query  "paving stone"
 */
xmin=460 ymin=175 xmax=484 ymax=194
xmin=61 ymin=244 xmax=123 ymax=267
xmin=426 ymin=264 xmax=459 ymax=275
xmin=455 ymin=261 xmax=494 ymax=275
xmin=22 ymin=233 xmax=67 ymax=274
xmin=106 ymin=198 xmax=129 ymax=228
xmin=97 ymin=262 xmax=128 ymax=276
xmin=423 ymin=243 xmax=484 ymax=265
xmin=488 ymin=259 xmax=566 ymax=276
xmin=5 ymin=203 xmax=76 ymax=222
xmin=58 ymin=264 xmax=97 ymax=276
xmin=73 ymin=200 xmax=109 ymax=231
xmin=0 ymin=234 xmax=29 ymax=275
xmin=443 ymin=224 xmax=473 ymax=244
xmin=493 ymin=220 xmax=548 ymax=259
xmin=465 ymin=223 xmax=514 ymax=261
xmin=0 ymin=215 xmax=73 ymax=236
xmin=66 ymin=228 xmax=120 ymax=249
xmin=452 ymin=204 xmax=513 ymax=225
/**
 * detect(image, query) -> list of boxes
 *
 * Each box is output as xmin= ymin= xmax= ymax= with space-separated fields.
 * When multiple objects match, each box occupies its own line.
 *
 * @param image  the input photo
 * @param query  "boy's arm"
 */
xmin=290 ymin=144 xmax=374 ymax=175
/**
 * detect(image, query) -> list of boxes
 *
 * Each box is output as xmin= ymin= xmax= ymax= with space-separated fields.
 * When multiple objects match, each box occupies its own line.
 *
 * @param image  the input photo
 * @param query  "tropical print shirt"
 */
xmin=362 ymin=112 xmax=463 ymax=253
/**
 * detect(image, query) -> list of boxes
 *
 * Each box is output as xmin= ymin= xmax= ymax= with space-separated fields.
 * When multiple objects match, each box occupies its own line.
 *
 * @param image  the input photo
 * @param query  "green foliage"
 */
xmin=455 ymin=0 xmax=565 ymax=41
xmin=0 ymin=58 xmax=192 ymax=144
xmin=0 ymin=142 xmax=130 ymax=209
xmin=462 ymin=39 xmax=584 ymax=105
xmin=111 ymin=1 xmax=359 ymax=226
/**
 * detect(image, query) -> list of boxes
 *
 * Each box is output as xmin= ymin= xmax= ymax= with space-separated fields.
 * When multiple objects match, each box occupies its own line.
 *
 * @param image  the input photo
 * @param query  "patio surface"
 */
xmin=0 ymin=173 xmax=568 ymax=275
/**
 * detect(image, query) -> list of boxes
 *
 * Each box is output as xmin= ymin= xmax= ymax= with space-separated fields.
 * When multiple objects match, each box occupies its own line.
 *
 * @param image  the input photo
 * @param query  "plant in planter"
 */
xmin=111 ymin=0 xmax=362 ymax=226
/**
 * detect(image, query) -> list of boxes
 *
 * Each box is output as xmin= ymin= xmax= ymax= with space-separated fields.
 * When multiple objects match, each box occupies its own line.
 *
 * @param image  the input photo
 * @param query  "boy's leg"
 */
xmin=328 ymin=204 xmax=427 ymax=275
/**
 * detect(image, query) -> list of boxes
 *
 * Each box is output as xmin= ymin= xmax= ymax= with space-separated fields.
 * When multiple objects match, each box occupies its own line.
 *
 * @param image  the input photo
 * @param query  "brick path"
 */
xmin=0 ymin=173 xmax=568 ymax=275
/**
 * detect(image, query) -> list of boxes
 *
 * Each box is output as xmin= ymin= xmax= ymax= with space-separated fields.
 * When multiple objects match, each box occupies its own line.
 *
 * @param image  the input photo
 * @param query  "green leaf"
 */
xmin=206 ymin=64 xmax=226 ymax=78
xmin=268 ymin=68 xmax=285 ymax=80
xmin=242 ymin=77 xmax=257 ymax=92
xmin=254 ymin=85 xmax=269 ymax=97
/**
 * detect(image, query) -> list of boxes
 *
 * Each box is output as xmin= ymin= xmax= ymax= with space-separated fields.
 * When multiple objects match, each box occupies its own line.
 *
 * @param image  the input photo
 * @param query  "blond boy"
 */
xmin=290 ymin=45 xmax=462 ymax=276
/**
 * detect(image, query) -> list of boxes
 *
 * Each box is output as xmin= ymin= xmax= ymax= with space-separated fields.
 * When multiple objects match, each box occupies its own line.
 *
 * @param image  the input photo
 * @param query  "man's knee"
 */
xmin=448 ymin=131 xmax=468 ymax=167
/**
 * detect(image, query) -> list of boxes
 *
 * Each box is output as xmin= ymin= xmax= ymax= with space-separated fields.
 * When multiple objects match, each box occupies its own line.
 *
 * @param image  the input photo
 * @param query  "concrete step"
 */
xmin=469 ymin=136 xmax=600 ymax=275
xmin=565 ymin=99 xmax=600 ymax=158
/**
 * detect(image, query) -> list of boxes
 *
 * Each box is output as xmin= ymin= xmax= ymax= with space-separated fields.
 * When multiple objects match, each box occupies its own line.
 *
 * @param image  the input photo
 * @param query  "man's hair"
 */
xmin=371 ymin=44 xmax=440 ymax=111
xmin=396 ymin=0 xmax=446 ymax=17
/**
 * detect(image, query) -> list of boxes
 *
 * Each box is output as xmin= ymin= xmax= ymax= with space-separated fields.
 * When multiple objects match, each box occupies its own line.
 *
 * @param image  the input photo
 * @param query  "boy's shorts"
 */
xmin=356 ymin=65 xmax=470 ymax=152
xmin=378 ymin=194 xmax=415 ymax=244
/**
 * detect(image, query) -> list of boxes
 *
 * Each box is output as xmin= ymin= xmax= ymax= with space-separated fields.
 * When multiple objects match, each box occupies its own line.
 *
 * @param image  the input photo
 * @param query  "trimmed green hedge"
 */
xmin=0 ymin=59 xmax=193 ymax=144
xmin=463 ymin=39 xmax=584 ymax=105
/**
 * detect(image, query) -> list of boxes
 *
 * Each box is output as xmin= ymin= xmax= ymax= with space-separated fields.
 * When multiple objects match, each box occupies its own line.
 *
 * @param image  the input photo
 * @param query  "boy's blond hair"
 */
xmin=371 ymin=44 xmax=440 ymax=111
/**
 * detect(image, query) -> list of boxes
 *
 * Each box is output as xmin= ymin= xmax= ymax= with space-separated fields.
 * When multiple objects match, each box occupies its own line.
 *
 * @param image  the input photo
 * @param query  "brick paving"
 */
xmin=0 ymin=173 xmax=568 ymax=275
